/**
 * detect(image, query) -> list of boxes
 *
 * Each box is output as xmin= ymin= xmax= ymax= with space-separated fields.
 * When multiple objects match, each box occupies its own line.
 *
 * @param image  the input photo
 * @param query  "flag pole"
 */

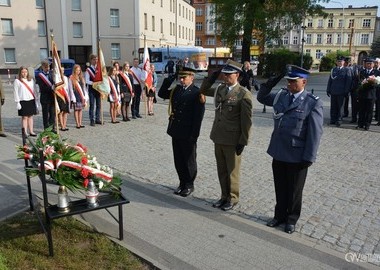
xmin=50 ymin=31 xmax=60 ymax=135
xmin=97 ymin=39 xmax=104 ymax=125
xmin=143 ymin=34 xmax=147 ymax=118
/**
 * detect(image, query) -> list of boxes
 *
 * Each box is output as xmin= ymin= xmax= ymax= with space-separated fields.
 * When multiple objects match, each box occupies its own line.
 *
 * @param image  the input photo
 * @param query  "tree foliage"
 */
xmin=211 ymin=0 xmax=329 ymax=63
xmin=369 ymin=36 xmax=380 ymax=57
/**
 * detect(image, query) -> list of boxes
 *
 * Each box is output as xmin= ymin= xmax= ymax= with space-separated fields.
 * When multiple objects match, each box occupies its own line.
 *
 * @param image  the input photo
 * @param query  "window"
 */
xmin=195 ymin=37 xmax=202 ymax=46
xmin=316 ymin=49 xmax=323 ymax=59
xmin=179 ymin=4 xmax=181 ymax=16
xmin=111 ymin=43 xmax=120 ymax=59
xmin=305 ymin=49 xmax=311 ymax=55
xmin=235 ymin=39 xmax=242 ymax=47
xmin=206 ymin=37 xmax=215 ymax=45
xmin=170 ymin=22 xmax=172 ymax=35
xmin=349 ymin=19 xmax=354 ymax=28
xmin=306 ymin=34 xmax=312 ymax=44
xmin=40 ymin=48 xmax=48 ymax=60
xmin=178 ymin=25 xmax=181 ymax=38
xmin=316 ymin=34 xmax=322 ymax=44
xmin=251 ymin=39 xmax=258 ymax=45
xmin=73 ymin=22 xmax=83 ymax=37
xmin=326 ymin=49 xmax=331 ymax=54
xmin=338 ymin=19 xmax=343 ymax=29
xmin=327 ymin=19 xmax=333 ymax=28
xmin=4 ymin=48 xmax=16 ymax=63
xmin=35 ymin=0 xmax=43 ymax=8
xmin=72 ymin=0 xmax=81 ymax=11
xmin=144 ymin=13 xmax=147 ymax=30
xmin=336 ymin=34 xmax=342 ymax=44
xmin=208 ymin=22 xmax=214 ymax=32
xmin=293 ymin=36 xmax=298 ymax=45
xmin=362 ymin=19 xmax=371 ymax=28
xmin=1 ymin=19 xmax=13 ymax=35
xmin=160 ymin=19 xmax=163 ymax=34
xmin=152 ymin=16 xmax=155 ymax=31
xmin=347 ymin=34 xmax=351 ymax=45
xmin=38 ymin=20 xmax=46 ymax=36
xmin=110 ymin=9 xmax=120 ymax=27
xmin=196 ymin=8 xmax=202 ymax=16
xmin=360 ymin=34 xmax=369 ymax=44
xmin=326 ymin=34 xmax=332 ymax=44
xmin=283 ymin=36 xmax=289 ymax=45
xmin=317 ymin=19 xmax=323 ymax=28
xmin=307 ymin=19 xmax=312 ymax=28
xmin=196 ymin=22 xmax=202 ymax=31
xmin=160 ymin=0 xmax=163 ymax=7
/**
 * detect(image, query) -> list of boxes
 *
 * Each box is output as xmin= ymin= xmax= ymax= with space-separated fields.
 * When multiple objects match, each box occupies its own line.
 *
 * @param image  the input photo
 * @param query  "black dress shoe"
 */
xmin=266 ymin=218 xmax=283 ymax=227
xmin=95 ymin=120 xmax=102 ymax=124
xmin=221 ymin=201 xmax=237 ymax=211
xmin=29 ymin=133 xmax=37 ymax=137
xmin=212 ymin=199 xmax=227 ymax=208
xmin=173 ymin=186 xmax=183 ymax=195
xmin=0 ymin=133 xmax=7 ymax=137
xmin=285 ymin=224 xmax=295 ymax=234
xmin=136 ymin=114 xmax=142 ymax=118
xmin=180 ymin=187 xmax=194 ymax=197
xmin=90 ymin=121 xmax=95 ymax=126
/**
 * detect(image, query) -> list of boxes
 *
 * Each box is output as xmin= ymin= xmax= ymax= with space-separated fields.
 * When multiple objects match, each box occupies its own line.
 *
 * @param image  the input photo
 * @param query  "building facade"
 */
xmin=280 ymin=5 xmax=378 ymax=66
xmin=0 ymin=0 xmax=195 ymax=73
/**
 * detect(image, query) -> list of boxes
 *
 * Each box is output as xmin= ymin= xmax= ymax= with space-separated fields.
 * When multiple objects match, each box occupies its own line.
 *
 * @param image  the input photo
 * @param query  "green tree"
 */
xmin=369 ymin=36 xmax=380 ymax=57
xmin=211 ymin=0 xmax=328 ymax=63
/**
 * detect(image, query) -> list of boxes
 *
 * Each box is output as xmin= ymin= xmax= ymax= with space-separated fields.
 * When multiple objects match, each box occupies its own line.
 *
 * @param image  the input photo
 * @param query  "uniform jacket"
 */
xmin=35 ymin=71 xmax=54 ymax=104
xmin=358 ymin=69 xmax=380 ymax=100
xmin=202 ymin=83 xmax=252 ymax=146
xmin=257 ymin=76 xmax=323 ymax=163
xmin=326 ymin=66 xmax=352 ymax=96
xmin=160 ymin=82 xmax=205 ymax=142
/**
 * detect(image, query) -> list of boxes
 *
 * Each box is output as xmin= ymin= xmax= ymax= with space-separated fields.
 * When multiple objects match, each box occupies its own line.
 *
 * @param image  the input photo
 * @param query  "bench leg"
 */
xmin=118 ymin=205 xmax=123 ymax=240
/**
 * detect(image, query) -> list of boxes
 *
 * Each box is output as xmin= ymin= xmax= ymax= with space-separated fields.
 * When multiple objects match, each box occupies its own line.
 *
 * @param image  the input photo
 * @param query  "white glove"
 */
xmin=16 ymin=102 xmax=22 ymax=110
xmin=36 ymin=103 xmax=39 ymax=109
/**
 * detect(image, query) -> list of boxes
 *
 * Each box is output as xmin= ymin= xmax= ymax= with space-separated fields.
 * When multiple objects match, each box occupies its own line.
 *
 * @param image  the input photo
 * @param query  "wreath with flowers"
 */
xmin=16 ymin=129 xmax=122 ymax=195
xmin=357 ymin=75 xmax=380 ymax=92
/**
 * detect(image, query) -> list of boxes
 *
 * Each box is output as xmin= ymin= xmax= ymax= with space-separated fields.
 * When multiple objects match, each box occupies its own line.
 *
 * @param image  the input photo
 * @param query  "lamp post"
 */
xmin=330 ymin=1 xmax=344 ymax=50
xmin=300 ymin=24 xmax=306 ymax=68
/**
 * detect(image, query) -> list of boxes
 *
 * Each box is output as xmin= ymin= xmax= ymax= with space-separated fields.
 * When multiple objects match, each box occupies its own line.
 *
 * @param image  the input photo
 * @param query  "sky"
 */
xmin=321 ymin=0 xmax=380 ymax=16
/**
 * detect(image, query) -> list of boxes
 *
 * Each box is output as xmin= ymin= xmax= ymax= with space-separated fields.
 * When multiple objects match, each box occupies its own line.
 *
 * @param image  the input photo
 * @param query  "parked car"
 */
xmin=33 ymin=58 xmax=75 ymax=78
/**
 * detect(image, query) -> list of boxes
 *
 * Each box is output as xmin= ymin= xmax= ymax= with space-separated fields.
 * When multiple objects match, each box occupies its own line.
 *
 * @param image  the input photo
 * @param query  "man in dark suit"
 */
xmin=199 ymin=60 xmax=253 ymax=211
xmin=257 ymin=65 xmax=323 ymax=234
xmin=158 ymin=67 xmax=205 ymax=197
xmin=36 ymin=60 xmax=55 ymax=130
xmin=357 ymin=58 xmax=380 ymax=130
xmin=326 ymin=56 xmax=352 ymax=127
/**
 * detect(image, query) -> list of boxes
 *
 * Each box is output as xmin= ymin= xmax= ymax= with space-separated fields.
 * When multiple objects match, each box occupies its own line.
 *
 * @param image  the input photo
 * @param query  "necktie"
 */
xmin=289 ymin=94 xmax=294 ymax=105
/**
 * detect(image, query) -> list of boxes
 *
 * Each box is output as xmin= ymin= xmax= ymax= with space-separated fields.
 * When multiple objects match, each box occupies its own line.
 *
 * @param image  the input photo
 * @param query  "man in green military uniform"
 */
xmin=200 ymin=60 xmax=253 ymax=211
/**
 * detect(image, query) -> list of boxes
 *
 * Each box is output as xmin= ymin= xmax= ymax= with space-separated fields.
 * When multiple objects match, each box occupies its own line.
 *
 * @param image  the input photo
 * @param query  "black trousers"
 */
xmin=330 ymin=94 xmax=345 ymax=124
xmin=132 ymin=84 xmax=142 ymax=116
xmin=358 ymin=98 xmax=374 ymax=128
xmin=272 ymin=159 xmax=308 ymax=225
xmin=41 ymin=101 xmax=55 ymax=129
xmin=172 ymin=138 xmax=197 ymax=189
xmin=351 ymin=91 xmax=359 ymax=122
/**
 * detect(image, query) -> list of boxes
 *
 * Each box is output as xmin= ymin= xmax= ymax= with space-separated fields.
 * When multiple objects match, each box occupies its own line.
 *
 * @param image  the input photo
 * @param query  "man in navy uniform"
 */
xmin=326 ymin=56 xmax=352 ymax=127
xmin=158 ymin=67 xmax=205 ymax=197
xmin=257 ymin=65 xmax=323 ymax=234
xmin=357 ymin=58 xmax=380 ymax=130
xmin=199 ymin=59 xmax=253 ymax=211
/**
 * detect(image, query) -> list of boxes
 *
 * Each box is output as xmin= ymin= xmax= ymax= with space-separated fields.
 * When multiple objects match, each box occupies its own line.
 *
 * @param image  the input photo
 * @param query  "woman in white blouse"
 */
xmin=13 ymin=66 xmax=38 ymax=136
xmin=69 ymin=64 xmax=88 ymax=129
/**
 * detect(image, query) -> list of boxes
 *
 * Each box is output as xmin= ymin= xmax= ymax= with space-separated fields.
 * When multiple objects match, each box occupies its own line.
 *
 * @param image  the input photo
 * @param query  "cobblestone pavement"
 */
xmin=1 ymin=74 xmax=379 ymax=266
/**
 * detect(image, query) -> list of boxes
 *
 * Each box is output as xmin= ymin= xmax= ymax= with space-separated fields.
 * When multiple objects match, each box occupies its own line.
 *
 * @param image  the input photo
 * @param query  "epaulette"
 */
xmin=307 ymin=92 xmax=320 ymax=100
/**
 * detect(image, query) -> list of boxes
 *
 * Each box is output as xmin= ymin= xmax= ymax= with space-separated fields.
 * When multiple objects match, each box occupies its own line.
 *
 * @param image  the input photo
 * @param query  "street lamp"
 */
xmin=300 ymin=24 xmax=306 ymax=68
xmin=330 ymin=1 xmax=344 ymax=50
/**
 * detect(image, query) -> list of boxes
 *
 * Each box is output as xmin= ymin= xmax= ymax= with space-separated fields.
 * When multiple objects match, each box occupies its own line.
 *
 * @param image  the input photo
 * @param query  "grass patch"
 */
xmin=0 ymin=210 xmax=150 ymax=270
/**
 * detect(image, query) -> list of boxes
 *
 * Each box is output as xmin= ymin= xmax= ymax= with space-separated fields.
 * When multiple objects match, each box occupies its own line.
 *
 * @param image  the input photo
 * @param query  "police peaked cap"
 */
xmin=284 ymin=65 xmax=310 ymax=80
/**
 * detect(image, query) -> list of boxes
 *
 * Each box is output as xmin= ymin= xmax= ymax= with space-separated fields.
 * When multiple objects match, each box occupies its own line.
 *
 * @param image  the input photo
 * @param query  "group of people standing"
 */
xmin=159 ymin=60 xmax=323 ymax=235
xmin=327 ymin=56 xmax=380 ymax=130
xmin=10 ymin=54 xmax=158 ymax=135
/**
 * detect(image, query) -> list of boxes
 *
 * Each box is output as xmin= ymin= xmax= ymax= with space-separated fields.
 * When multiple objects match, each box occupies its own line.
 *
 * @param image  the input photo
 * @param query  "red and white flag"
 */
xmin=93 ymin=43 xmax=110 ymax=95
xmin=51 ymin=40 xmax=67 ymax=104
xmin=143 ymin=44 xmax=153 ymax=90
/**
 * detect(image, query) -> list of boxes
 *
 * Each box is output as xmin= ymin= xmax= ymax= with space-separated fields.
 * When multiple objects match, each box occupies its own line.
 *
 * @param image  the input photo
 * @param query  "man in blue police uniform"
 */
xmin=257 ymin=65 xmax=323 ymax=234
xmin=158 ymin=67 xmax=205 ymax=197
xmin=326 ymin=56 xmax=352 ymax=127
